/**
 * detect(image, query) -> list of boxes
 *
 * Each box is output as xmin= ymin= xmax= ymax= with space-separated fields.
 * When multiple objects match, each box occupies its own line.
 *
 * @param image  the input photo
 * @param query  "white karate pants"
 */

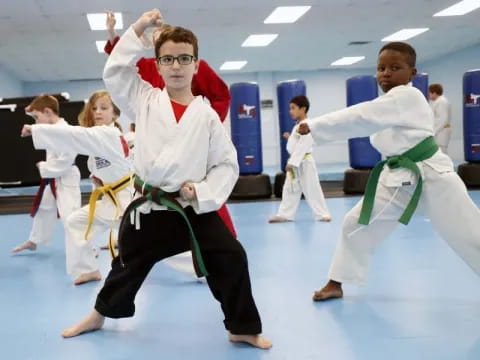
xmin=328 ymin=166 xmax=480 ymax=284
xmin=277 ymin=157 xmax=330 ymax=220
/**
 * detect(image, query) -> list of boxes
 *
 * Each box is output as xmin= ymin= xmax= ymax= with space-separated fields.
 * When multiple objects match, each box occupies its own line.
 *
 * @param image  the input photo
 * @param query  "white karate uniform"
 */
xmin=32 ymin=123 xmax=132 ymax=277
xmin=29 ymin=119 xmax=81 ymax=246
xmin=103 ymin=27 xmax=239 ymax=277
xmin=307 ymin=84 xmax=480 ymax=285
xmin=104 ymin=26 xmax=238 ymax=216
xmin=276 ymin=121 xmax=330 ymax=220
xmin=123 ymin=126 xmax=195 ymax=276
xmin=429 ymin=95 xmax=452 ymax=154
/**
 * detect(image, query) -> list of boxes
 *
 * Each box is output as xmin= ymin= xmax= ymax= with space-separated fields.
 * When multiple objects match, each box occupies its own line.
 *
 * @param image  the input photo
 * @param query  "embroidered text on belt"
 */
xmin=358 ymin=136 xmax=438 ymax=226
xmin=118 ymin=175 xmax=208 ymax=278
xmin=85 ymin=173 xmax=132 ymax=259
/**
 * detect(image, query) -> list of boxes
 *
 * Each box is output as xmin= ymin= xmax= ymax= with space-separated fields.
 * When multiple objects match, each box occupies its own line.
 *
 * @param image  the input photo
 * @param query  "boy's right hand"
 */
xmin=133 ymin=9 xmax=163 ymax=37
xmin=21 ymin=124 xmax=32 ymax=137
xmin=297 ymin=123 xmax=310 ymax=135
xmin=282 ymin=132 xmax=290 ymax=139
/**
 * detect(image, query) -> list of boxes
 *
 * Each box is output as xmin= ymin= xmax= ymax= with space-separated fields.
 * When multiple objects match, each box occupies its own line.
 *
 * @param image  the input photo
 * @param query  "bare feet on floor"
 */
xmin=62 ymin=310 xmax=105 ymax=338
xmin=312 ymin=280 xmax=343 ymax=301
xmin=268 ymin=216 xmax=289 ymax=223
xmin=12 ymin=240 xmax=37 ymax=253
xmin=318 ymin=216 xmax=332 ymax=222
xmin=228 ymin=332 xmax=272 ymax=349
xmin=74 ymin=270 xmax=102 ymax=285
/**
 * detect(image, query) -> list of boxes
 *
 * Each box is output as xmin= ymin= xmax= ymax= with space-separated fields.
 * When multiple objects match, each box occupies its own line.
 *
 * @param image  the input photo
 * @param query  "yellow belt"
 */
xmin=288 ymin=153 xmax=311 ymax=179
xmin=85 ymin=173 xmax=132 ymax=258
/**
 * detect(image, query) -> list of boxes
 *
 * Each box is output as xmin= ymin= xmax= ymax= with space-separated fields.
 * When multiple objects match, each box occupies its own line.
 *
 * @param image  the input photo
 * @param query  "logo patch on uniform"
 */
xmin=402 ymin=181 xmax=411 ymax=186
xmin=95 ymin=157 xmax=111 ymax=169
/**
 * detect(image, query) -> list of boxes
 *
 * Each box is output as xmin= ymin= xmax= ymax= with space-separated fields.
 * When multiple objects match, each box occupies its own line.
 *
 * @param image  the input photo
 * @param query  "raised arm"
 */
xmin=27 ymin=124 xmax=125 ymax=162
xmin=104 ymin=10 xmax=119 ymax=53
xmin=103 ymin=10 xmax=163 ymax=120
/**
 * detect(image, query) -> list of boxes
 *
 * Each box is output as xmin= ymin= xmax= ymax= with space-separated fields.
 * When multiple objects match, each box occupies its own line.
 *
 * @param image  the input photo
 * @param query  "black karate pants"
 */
xmin=95 ymin=207 xmax=262 ymax=335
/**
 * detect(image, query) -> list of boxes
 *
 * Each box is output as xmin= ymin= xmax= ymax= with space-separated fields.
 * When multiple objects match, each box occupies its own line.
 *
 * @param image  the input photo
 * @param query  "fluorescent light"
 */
xmin=60 ymin=92 xmax=70 ymax=100
xmin=264 ymin=6 xmax=311 ymax=24
xmin=381 ymin=28 xmax=429 ymax=41
xmin=220 ymin=61 xmax=248 ymax=70
xmin=242 ymin=34 xmax=278 ymax=47
xmin=434 ymin=0 xmax=480 ymax=16
xmin=0 ymin=104 xmax=16 ymax=112
xmin=96 ymin=41 xmax=107 ymax=53
xmin=87 ymin=12 xmax=123 ymax=30
xmin=331 ymin=56 xmax=365 ymax=66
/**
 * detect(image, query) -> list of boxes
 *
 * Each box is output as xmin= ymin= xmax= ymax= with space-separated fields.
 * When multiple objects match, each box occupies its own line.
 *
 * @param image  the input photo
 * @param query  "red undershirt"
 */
xmin=171 ymin=100 xmax=188 ymax=122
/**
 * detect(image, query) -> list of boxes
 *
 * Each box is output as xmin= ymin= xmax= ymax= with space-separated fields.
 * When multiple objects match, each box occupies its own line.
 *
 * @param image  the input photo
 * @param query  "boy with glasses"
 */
xmin=104 ymin=10 xmax=237 ymax=279
xmin=62 ymin=9 xmax=271 ymax=350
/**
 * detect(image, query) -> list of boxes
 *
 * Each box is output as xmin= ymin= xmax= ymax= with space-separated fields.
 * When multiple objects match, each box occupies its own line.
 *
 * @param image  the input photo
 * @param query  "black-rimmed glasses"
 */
xmin=157 ymin=54 xmax=196 ymax=66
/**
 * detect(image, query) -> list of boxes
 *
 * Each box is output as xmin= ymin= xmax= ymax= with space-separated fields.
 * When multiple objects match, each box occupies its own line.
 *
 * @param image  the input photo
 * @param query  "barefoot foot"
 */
xmin=268 ymin=216 xmax=289 ymax=223
xmin=62 ymin=310 xmax=105 ymax=338
xmin=312 ymin=280 xmax=343 ymax=301
xmin=228 ymin=332 xmax=272 ymax=349
xmin=74 ymin=270 xmax=102 ymax=285
xmin=12 ymin=240 xmax=37 ymax=253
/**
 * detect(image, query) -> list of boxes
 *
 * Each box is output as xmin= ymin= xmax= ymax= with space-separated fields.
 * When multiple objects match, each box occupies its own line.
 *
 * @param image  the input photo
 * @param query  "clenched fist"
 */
xmin=297 ymin=123 xmax=310 ymax=135
xmin=133 ymin=9 xmax=164 ymax=37
xmin=21 ymin=124 xmax=32 ymax=137
xmin=180 ymin=182 xmax=196 ymax=201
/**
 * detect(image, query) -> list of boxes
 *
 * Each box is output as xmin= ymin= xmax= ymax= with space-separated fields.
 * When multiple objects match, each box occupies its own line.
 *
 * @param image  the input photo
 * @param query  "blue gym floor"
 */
xmin=2 ymin=193 xmax=480 ymax=360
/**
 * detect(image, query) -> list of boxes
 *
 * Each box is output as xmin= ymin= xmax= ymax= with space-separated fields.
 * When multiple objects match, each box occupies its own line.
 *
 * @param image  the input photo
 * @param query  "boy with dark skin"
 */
xmin=299 ymin=43 xmax=480 ymax=301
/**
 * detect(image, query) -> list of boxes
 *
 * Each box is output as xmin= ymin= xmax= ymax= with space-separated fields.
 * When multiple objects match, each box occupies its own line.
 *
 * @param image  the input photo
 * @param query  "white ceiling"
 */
xmin=0 ymin=0 xmax=479 ymax=82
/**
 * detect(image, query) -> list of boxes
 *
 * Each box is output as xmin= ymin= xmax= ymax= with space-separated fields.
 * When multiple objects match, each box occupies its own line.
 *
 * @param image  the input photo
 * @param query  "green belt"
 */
xmin=358 ymin=136 xmax=439 ymax=226
xmin=118 ymin=175 xmax=208 ymax=277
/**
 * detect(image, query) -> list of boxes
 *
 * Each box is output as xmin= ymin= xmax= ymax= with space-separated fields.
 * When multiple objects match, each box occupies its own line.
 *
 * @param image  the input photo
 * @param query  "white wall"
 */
xmin=223 ymin=68 xmax=371 ymax=170
xmin=421 ymin=43 xmax=480 ymax=163
xmin=23 ymin=79 xmax=105 ymax=102
xmin=0 ymin=65 xmax=23 ymax=98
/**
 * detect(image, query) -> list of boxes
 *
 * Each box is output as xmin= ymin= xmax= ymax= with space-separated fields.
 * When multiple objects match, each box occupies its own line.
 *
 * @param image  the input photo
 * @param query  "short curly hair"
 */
xmin=379 ymin=42 xmax=416 ymax=67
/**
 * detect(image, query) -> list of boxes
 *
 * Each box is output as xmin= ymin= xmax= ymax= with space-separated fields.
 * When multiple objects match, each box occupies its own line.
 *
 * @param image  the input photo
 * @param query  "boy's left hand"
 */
xmin=180 ymin=182 xmax=196 ymax=201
